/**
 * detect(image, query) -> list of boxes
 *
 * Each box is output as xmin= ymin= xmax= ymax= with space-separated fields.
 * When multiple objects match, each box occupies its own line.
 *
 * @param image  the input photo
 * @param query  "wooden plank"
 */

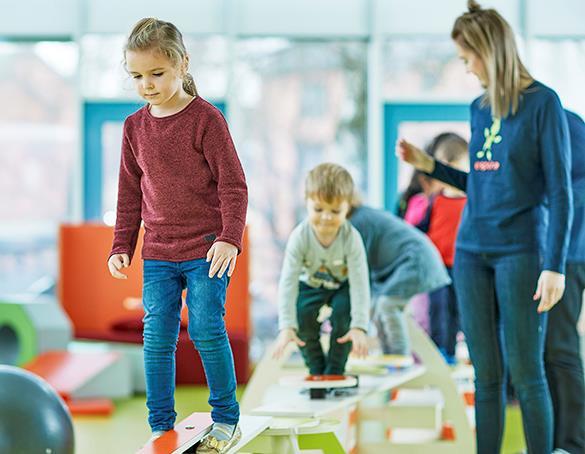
xmin=137 ymin=413 xmax=272 ymax=454
xmin=137 ymin=413 xmax=212 ymax=454
xmin=225 ymin=415 xmax=272 ymax=453
xmin=251 ymin=366 xmax=426 ymax=418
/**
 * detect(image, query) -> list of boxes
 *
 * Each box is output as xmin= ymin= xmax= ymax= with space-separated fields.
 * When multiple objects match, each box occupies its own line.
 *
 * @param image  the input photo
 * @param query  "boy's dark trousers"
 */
xmin=429 ymin=267 xmax=459 ymax=357
xmin=296 ymin=281 xmax=351 ymax=375
xmin=544 ymin=262 xmax=585 ymax=454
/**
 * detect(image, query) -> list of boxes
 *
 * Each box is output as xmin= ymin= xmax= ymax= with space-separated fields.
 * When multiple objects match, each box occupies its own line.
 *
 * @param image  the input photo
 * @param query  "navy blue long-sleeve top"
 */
xmin=428 ymin=81 xmax=573 ymax=273
xmin=566 ymin=110 xmax=585 ymax=263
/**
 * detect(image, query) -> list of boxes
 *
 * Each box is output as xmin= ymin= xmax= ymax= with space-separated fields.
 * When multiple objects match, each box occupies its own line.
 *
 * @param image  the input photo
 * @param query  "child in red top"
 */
xmin=417 ymin=133 xmax=468 ymax=364
xmin=399 ymin=144 xmax=442 ymax=334
xmin=106 ymin=18 xmax=247 ymax=453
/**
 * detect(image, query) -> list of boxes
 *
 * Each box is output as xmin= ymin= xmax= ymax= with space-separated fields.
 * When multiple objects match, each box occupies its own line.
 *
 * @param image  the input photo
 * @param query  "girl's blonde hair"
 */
xmin=305 ymin=163 xmax=358 ymax=205
xmin=125 ymin=18 xmax=198 ymax=97
xmin=451 ymin=0 xmax=531 ymax=118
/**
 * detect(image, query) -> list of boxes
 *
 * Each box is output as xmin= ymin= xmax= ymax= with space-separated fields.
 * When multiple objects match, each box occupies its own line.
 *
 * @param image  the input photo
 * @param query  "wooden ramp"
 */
xmin=25 ymin=351 xmax=117 ymax=399
xmin=24 ymin=350 xmax=132 ymax=415
xmin=138 ymin=413 xmax=272 ymax=454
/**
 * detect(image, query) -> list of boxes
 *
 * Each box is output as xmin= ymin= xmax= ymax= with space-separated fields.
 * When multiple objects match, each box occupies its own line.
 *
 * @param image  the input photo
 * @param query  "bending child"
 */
xmin=417 ymin=133 xmax=468 ymax=364
xmin=349 ymin=204 xmax=451 ymax=356
xmin=273 ymin=163 xmax=369 ymax=375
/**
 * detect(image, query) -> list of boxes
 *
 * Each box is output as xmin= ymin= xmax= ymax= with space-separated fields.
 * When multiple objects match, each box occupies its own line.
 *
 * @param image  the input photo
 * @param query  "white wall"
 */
xmin=374 ymin=0 xmax=521 ymax=36
xmin=528 ymin=0 xmax=585 ymax=37
xmin=0 ymin=0 xmax=78 ymax=37
xmin=85 ymin=0 xmax=224 ymax=35
xmin=0 ymin=0 xmax=582 ymax=38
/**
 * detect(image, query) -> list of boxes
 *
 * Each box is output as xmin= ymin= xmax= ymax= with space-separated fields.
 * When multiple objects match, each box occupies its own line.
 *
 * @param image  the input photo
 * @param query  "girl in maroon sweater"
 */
xmin=106 ymin=18 xmax=247 ymax=453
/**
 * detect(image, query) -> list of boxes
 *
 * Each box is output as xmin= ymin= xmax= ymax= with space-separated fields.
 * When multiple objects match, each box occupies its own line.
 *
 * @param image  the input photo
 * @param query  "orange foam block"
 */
xmin=24 ymin=351 xmax=120 ymax=400
xmin=138 ymin=413 xmax=213 ymax=454
xmin=441 ymin=422 xmax=456 ymax=441
xmin=66 ymin=398 xmax=115 ymax=416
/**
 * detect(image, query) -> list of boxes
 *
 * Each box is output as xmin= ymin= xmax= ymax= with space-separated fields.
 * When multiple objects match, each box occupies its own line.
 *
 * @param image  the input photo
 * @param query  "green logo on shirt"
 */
xmin=477 ymin=117 xmax=502 ymax=161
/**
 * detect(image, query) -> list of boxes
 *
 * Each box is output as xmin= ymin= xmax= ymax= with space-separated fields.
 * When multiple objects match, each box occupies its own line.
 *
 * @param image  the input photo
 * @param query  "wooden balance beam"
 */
xmin=137 ymin=413 xmax=272 ymax=454
xmin=241 ymin=316 xmax=474 ymax=453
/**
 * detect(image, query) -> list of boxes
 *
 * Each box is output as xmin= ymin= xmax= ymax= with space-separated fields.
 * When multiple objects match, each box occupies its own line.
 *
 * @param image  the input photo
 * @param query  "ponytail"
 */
xmin=183 ymin=72 xmax=198 ymax=97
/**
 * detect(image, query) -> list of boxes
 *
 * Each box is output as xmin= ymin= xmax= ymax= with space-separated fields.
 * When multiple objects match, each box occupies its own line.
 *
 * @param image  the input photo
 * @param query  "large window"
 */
xmin=80 ymin=35 xmax=229 ymax=222
xmin=229 ymin=39 xmax=368 ymax=344
xmin=0 ymin=42 xmax=78 ymax=294
xmin=382 ymin=38 xmax=482 ymax=101
xmin=528 ymin=39 xmax=585 ymax=117
xmin=80 ymin=35 xmax=228 ymax=100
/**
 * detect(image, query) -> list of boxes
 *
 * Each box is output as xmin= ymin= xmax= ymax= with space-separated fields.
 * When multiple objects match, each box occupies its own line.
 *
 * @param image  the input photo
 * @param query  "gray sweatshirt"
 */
xmin=277 ymin=219 xmax=370 ymax=331
xmin=349 ymin=205 xmax=450 ymax=298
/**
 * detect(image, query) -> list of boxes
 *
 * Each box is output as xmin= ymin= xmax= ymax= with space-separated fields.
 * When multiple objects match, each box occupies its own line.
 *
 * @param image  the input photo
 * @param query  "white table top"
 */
xmin=250 ymin=365 xmax=426 ymax=418
xmin=226 ymin=415 xmax=273 ymax=454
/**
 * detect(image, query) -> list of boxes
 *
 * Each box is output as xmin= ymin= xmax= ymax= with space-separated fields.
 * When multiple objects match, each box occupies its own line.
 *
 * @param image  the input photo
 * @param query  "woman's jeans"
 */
xmin=142 ymin=258 xmax=239 ymax=432
xmin=453 ymin=250 xmax=552 ymax=454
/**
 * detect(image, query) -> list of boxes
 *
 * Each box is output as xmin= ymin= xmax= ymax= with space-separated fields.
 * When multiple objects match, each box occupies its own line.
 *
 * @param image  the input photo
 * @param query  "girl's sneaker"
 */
xmin=147 ymin=430 xmax=166 ymax=443
xmin=196 ymin=425 xmax=241 ymax=453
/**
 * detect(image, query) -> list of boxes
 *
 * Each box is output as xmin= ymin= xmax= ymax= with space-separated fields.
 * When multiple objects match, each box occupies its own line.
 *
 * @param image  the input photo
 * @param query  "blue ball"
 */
xmin=0 ymin=365 xmax=74 ymax=454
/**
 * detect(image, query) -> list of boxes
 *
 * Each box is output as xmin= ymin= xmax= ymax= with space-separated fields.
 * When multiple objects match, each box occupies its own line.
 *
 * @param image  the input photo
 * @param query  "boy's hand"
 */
xmin=206 ymin=241 xmax=238 ymax=278
xmin=108 ymin=253 xmax=130 ymax=279
xmin=337 ymin=328 xmax=368 ymax=358
xmin=272 ymin=328 xmax=306 ymax=359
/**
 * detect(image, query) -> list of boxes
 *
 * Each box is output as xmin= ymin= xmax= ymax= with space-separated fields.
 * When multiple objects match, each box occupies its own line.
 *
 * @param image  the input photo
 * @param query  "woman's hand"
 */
xmin=107 ymin=253 xmax=130 ymax=279
xmin=396 ymin=139 xmax=435 ymax=173
xmin=337 ymin=328 xmax=368 ymax=358
xmin=206 ymin=241 xmax=238 ymax=278
xmin=534 ymin=270 xmax=565 ymax=313
xmin=272 ymin=328 xmax=306 ymax=359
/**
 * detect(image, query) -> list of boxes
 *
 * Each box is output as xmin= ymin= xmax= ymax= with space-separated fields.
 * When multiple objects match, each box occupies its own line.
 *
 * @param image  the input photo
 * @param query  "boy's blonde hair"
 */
xmin=451 ymin=0 xmax=531 ymax=118
xmin=125 ymin=18 xmax=198 ymax=97
xmin=305 ymin=163 xmax=356 ymax=204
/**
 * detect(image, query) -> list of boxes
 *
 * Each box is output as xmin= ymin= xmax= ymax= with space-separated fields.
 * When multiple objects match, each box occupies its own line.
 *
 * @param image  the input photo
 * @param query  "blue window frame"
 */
xmin=83 ymin=101 xmax=226 ymax=221
xmin=383 ymin=103 xmax=470 ymax=212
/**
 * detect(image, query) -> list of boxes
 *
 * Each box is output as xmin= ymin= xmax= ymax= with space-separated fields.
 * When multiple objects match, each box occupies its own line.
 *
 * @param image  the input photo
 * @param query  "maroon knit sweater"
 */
xmin=109 ymin=97 xmax=248 ymax=263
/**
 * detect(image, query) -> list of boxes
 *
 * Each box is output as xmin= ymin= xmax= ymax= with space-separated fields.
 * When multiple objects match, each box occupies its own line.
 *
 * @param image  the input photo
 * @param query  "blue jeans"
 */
xmin=545 ymin=262 xmax=585 ymax=453
xmin=429 ymin=267 xmax=459 ymax=358
xmin=142 ymin=258 xmax=239 ymax=432
xmin=453 ymin=250 xmax=552 ymax=454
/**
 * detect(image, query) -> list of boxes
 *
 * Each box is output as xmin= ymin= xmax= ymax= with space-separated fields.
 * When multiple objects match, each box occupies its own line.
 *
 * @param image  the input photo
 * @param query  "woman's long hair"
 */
xmin=452 ymin=0 xmax=531 ymax=118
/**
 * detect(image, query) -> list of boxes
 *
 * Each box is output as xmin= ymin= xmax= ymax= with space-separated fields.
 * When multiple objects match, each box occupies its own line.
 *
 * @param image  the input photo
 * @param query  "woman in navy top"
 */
xmin=397 ymin=2 xmax=572 ymax=453
xmin=544 ymin=110 xmax=585 ymax=454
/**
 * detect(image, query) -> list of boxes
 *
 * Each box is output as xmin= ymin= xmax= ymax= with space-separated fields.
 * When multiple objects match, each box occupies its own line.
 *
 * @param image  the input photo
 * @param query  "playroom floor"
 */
xmin=73 ymin=385 xmax=526 ymax=454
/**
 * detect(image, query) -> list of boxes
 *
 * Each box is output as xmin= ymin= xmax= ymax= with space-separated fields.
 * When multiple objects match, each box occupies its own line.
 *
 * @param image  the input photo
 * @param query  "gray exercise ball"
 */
xmin=0 ymin=365 xmax=74 ymax=454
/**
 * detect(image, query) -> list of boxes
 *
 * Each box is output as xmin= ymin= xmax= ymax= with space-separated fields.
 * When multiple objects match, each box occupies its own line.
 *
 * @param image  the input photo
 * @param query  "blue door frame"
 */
xmin=383 ymin=103 xmax=469 ymax=212
xmin=83 ymin=100 xmax=226 ymax=221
